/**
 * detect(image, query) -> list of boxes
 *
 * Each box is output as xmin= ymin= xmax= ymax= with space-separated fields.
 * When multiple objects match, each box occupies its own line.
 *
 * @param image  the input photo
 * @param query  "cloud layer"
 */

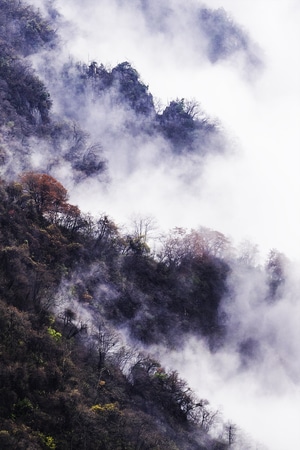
xmin=31 ymin=0 xmax=299 ymax=262
xmin=28 ymin=0 xmax=300 ymax=448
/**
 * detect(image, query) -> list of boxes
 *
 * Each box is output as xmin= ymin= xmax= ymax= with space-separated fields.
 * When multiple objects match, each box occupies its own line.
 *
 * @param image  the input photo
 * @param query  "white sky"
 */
xmin=33 ymin=0 xmax=300 ymax=448
xmin=42 ymin=0 xmax=300 ymax=264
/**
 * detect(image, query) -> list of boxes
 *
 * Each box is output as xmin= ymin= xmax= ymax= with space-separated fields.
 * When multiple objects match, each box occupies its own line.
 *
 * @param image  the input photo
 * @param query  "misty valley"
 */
xmin=0 ymin=1 xmax=299 ymax=449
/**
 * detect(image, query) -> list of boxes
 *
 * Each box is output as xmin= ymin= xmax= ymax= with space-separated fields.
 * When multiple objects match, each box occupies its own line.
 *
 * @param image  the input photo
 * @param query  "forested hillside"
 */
xmin=0 ymin=172 xmax=232 ymax=449
xmin=0 ymin=1 xmax=297 ymax=449
xmin=0 ymin=168 xmax=285 ymax=449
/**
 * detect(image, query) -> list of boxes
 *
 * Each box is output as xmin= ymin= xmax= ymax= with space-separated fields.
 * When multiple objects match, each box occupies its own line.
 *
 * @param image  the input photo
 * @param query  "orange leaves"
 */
xmin=19 ymin=172 xmax=81 ymax=231
xmin=20 ymin=172 xmax=68 ymax=215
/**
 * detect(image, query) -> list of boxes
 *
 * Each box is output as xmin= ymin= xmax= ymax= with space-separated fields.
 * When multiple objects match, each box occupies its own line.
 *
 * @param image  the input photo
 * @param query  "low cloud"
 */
xmin=28 ymin=0 xmax=300 ymax=261
xmin=21 ymin=0 xmax=300 ymax=448
xmin=150 ymin=255 xmax=300 ymax=449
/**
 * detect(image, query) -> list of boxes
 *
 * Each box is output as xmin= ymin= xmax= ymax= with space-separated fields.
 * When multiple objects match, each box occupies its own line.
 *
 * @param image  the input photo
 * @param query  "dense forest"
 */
xmin=0 ymin=1 xmax=295 ymax=449
xmin=0 ymin=171 xmax=232 ymax=449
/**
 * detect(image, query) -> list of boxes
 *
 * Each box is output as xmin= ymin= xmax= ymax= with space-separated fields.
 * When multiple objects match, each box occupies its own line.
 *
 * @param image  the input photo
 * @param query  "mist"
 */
xmin=151 ymin=254 xmax=300 ymax=449
xmin=29 ymin=0 xmax=300 ymax=263
xmin=25 ymin=0 xmax=300 ymax=448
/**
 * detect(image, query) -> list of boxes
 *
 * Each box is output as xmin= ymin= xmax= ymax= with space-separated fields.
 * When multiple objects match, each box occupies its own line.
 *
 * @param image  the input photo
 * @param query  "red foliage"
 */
xmin=20 ymin=172 xmax=68 ymax=216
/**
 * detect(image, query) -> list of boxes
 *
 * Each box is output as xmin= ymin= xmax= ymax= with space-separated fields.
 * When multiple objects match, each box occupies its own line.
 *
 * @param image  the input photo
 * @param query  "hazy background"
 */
xmin=30 ymin=1 xmax=300 ymax=448
xmin=33 ymin=0 xmax=300 ymax=262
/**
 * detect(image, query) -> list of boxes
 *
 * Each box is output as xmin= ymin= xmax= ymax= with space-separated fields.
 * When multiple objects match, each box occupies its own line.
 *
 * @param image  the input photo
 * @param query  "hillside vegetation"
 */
xmin=0 ymin=172 xmax=233 ymax=449
xmin=0 ymin=1 xmax=287 ymax=449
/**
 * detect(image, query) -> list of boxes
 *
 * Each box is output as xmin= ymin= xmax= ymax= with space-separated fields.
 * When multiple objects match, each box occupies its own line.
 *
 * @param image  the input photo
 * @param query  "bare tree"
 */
xmin=237 ymin=239 xmax=260 ymax=267
xmin=158 ymin=226 xmax=230 ymax=267
xmin=157 ymin=227 xmax=188 ymax=268
xmin=224 ymin=422 xmax=238 ymax=446
xmin=130 ymin=214 xmax=157 ymax=244
xmin=184 ymin=98 xmax=201 ymax=119
xmin=92 ymin=323 xmax=120 ymax=371
xmin=110 ymin=345 xmax=140 ymax=375
xmin=193 ymin=399 xmax=220 ymax=432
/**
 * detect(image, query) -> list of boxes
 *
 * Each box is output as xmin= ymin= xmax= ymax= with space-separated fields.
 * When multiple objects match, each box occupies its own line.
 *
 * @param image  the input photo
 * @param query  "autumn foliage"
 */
xmin=0 ymin=172 xmax=232 ymax=448
xmin=20 ymin=172 xmax=68 ymax=213
xmin=20 ymin=172 xmax=81 ymax=229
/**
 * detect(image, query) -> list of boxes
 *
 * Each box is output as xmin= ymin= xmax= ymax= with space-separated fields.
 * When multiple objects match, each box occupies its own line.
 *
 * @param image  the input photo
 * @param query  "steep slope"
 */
xmin=1 ymin=2 xmax=298 ymax=449
xmin=0 ymin=174 xmax=230 ymax=449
